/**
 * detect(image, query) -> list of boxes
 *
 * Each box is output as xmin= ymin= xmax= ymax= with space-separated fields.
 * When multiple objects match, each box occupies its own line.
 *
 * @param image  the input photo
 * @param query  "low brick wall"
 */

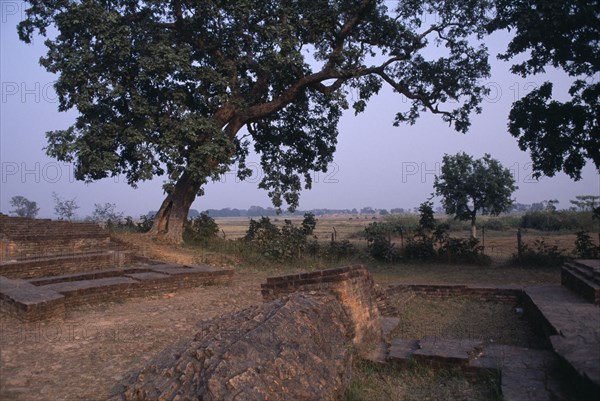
xmin=0 ymin=277 xmax=66 ymax=321
xmin=261 ymin=265 xmax=382 ymax=350
xmin=3 ymin=237 xmax=111 ymax=260
xmin=0 ymin=262 xmax=234 ymax=321
xmin=0 ymin=250 xmax=135 ymax=279
xmin=385 ymin=283 xmax=523 ymax=303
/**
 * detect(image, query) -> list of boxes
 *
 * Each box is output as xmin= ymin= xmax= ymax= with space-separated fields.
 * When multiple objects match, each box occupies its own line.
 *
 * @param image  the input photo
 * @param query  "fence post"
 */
xmin=482 ymin=226 xmax=485 ymax=254
xmin=517 ymin=228 xmax=523 ymax=257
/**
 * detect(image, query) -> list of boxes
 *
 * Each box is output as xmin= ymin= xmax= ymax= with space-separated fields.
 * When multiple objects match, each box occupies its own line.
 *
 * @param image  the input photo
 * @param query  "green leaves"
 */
xmin=434 ymin=152 xmax=517 ymax=226
xmin=22 ymin=0 xmax=495 ymax=211
xmin=490 ymin=0 xmax=599 ymax=179
xmin=508 ymin=82 xmax=599 ymax=180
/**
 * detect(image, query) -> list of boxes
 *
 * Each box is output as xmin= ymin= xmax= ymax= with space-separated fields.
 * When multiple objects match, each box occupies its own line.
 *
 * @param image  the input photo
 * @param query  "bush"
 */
xmin=244 ymin=214 xmax=317 ymax=261
xmin=509 ymin=239 xmax=567 ymax=268
xmin=482 ymin=216 xmax=519 ymax=231
xmin=185 ymin=212 xmax=220 ymax=242
xmin=573 ymin=231 xmax=599 ymax=259
xmin=136 ymin=214 xmax=154 ymax=233
xmin=322 ymin=240 xmax=357 ymax=260
xmin=438 ymin=237 xmax=491 ymax=265
xmin=364 ymin=222 xmax=399 ymax=262
xmin=520 ymin=210 xmax=595 ymax=231
xmin=404 ymin=232 xmax=436 ymax=260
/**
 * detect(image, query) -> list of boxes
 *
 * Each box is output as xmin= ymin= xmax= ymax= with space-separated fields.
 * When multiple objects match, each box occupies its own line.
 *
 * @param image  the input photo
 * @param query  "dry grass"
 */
xmin=390 ymin=296 xmax=543 ymax=349
xmin=346 ymin=360 xmax=501 ymax=401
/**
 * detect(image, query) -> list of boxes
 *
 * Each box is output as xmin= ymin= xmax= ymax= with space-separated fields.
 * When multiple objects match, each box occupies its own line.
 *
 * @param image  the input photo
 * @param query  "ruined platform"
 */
xmin=0 ymin=260 xmax=233 ymax=321
xmin=0 ymin=215 xmax=233 ymax=321
xmin=111 ymin=265 xmax=381 ymax=401
xmin=378 ymin=280 xmax=600 ymax=400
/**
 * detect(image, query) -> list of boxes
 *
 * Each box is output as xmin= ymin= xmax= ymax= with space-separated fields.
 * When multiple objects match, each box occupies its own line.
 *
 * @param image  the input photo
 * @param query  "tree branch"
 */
xmin=376 ymin=70 xmax=452 ymax=119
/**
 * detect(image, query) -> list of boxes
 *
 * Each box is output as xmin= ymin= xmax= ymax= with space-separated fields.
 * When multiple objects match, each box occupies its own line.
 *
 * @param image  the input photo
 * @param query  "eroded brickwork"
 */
xmin=261 ymin=265 xmax=382 ymax=350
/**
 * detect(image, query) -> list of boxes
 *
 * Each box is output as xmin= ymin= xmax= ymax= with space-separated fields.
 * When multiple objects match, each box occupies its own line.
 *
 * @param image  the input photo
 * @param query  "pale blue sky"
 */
xmin=1 ymin=1 xmax=598 ymax=218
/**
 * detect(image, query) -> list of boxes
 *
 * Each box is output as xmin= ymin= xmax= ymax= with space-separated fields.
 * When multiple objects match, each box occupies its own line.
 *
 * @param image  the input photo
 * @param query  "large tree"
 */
xmin=19 ymin=0 xmax=494 ymax=242
xmin=434 ymin=152 xmax=517 ymax=238
xmin=490 ymin=0 xmax=599 ymax=180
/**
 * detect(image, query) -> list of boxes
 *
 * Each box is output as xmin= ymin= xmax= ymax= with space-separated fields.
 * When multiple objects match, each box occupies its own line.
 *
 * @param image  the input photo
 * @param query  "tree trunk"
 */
xmin=148 ymin=171 xmax=200 ymax=244
xmin=470 ymin=214 xmax=477 ymax=239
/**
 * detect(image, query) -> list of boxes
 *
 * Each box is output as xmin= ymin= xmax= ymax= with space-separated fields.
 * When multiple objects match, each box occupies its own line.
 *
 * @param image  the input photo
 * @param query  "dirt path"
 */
xmin=0 ymin=270 xmax=268 ymax=401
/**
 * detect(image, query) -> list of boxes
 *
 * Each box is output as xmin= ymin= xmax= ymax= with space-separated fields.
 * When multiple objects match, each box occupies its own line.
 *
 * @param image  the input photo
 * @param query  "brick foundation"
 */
xmin=0 ymin=262 xmax=234 ymax=321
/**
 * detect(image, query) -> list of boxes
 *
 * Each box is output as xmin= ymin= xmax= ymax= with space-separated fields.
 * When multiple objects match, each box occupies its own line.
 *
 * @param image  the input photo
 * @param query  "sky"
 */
xmin=1 ymin=1 xmax=599 ymax=219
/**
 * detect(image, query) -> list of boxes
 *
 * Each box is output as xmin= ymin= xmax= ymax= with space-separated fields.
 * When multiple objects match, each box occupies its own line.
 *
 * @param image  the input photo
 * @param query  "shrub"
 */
xmin=244 ymin=214 xmax=318 ymax=261
xmin=482 ymin=217 xmax=518 ymax=231
xmin=438 ymin=237 xmax=491 ymax=265
xmin=509 ymin=239 xmax=567 ymax=268
xmin=136 ymin=214 xmax=154 ymax=233
xmin=364 ymin=222 xmax=399 ymax=261
xmin=185 ymin=212 xmax=219 ymax=242
xmin=321 ymin=240 xmax=357 ymax=260
xmin=520 ymin=210 xmax=595 ymax=231
xmin=404 ymin=232 xmax=436 ymax=260
xmin=573 ymin=231 xmax=599 ymax=259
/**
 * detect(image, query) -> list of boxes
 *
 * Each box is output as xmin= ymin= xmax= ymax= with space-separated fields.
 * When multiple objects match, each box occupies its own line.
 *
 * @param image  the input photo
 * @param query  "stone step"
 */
xmin=561 ymin=264 xmax=600 ymax=306
xmin=28 ymin=266 xmax=154 ymax=286
xmin=387 ymin=338 xmax=419 ymax=363
xmin=411 ymin=336 xmax=483 ymax=368
xmin=564 ymin=260 xmax=600 ymax=284
xmin=524 ymin=285 xmax=600 ymax=395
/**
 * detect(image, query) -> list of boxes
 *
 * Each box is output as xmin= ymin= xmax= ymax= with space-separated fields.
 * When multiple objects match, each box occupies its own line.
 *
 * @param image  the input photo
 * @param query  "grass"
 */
xmin=346 ymin=359 xmax=501 ymax=401
xmin=389 ymin=296 xmax=544 ymax=349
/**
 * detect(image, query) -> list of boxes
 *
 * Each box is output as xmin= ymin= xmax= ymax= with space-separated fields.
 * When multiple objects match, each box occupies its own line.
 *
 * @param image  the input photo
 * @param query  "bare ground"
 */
xmin=0 ymin=271 xmax=267 ymax=401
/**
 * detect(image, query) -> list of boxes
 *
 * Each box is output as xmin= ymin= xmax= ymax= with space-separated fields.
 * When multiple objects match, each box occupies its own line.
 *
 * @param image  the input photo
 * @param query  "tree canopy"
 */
xmin=52 ymin=192 xmax=79 ymax=221
xmin=9 ymin=195 xmax=40 ymax=218
xmin=434 ymin=152 xmax=517 ymax=238
xmin=490 ymin=0 xmax=599 ymax=179
xmin=18 ymin=0 xmax=495 ymax=242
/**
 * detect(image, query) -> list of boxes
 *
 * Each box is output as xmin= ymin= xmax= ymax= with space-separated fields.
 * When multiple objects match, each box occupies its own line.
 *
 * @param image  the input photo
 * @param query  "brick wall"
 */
xmin=384 ymin=283 xmax=523 ymax=303
xmin=261 ymin=265 xmax=382 ymax=350
xmin=0 ymin=215 xmax=112 ymax=261
xmin=0 ymin=251 xmax=135 ymax=279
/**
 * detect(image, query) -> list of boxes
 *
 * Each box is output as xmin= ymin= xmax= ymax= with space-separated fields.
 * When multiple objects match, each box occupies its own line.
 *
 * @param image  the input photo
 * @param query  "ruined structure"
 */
xmin=111 ymin=265 xmax=383 ymax=401
xmin=0 ymin=215 xmax=233 ymax=320
xmin=112 ymin=262 xmax=600 ymax=401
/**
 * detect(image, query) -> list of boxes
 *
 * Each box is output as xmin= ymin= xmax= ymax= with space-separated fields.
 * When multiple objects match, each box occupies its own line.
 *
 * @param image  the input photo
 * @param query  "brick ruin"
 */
xmin=261 ymin=265 xmax=382 ymax=352
xmin=1 ymin=214 xmax=598 ymax=400
xmin=111 ymin=265 xmax=382 ymax=401
xmin=0 ymin=215 xmax=233 ymax=321
xmin=113 ymin=262 xmax=599 ymax=401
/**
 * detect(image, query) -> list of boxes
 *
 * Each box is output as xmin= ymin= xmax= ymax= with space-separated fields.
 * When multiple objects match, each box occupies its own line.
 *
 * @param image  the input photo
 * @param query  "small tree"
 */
xmin=9 ymin=195 xmax=40 ymax=218
xmin=52 ymin=192 xmax=79 ymax=221
xmin=301 ymin=212 xmax=317 ymax=236
xmin=90 ymin=202 xmax=124 ymax=224
xmin=434 ymin=153 xmax=517 ymax=238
